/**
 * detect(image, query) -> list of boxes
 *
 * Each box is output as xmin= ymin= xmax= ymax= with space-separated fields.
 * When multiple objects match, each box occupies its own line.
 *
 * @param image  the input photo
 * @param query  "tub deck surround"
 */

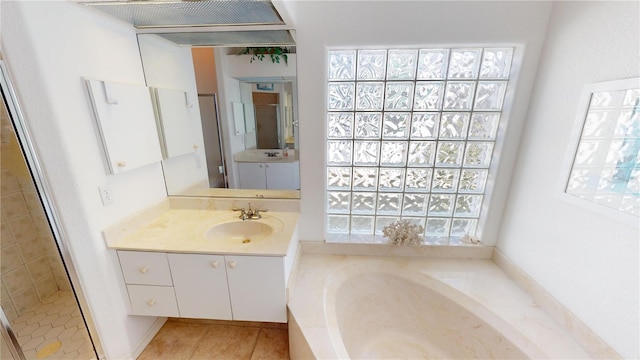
xmin=288 ymin=254 xmax=591 ymax=359
xmin=301 ymin=241 xmax=494 ymax=259
xmin=102 ymin=198 xmax=299 ymax=255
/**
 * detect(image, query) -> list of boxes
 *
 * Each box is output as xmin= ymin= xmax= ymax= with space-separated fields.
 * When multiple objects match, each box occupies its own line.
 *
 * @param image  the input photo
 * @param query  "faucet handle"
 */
xmin=253 ymin=208 xmax=268 ymax=219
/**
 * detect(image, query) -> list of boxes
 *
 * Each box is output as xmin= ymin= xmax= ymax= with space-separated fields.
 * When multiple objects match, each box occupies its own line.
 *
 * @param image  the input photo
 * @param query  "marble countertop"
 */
xmin=233 ymin=149 xmax=299 ymax=163
xmin=103 ymin=206 xmax=299 ymax=256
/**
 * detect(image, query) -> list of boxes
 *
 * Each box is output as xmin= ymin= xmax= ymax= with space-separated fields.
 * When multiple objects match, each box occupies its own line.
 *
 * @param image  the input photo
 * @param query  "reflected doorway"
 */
xmin=253 ymin=92 xmax=280 ymax=149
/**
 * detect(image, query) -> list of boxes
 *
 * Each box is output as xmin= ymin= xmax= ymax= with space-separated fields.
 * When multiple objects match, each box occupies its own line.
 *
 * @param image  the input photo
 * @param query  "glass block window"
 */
xmin=326 ymin=47 xmax=514 ymax=244
xmin=565 ymin=79 xmax=640 ymax=217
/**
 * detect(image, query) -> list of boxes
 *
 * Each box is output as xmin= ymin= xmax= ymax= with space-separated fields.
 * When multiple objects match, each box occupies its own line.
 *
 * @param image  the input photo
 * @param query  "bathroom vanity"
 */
xmin=103 ymin=201 xmax=300 ymax=323
xmin=234 ymin=149 xmax=300 ymax=190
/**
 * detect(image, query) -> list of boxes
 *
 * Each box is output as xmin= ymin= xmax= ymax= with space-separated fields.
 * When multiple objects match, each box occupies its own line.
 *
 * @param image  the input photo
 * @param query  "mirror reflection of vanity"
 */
xmin=137 ymin=33 xmax=300 ymax=199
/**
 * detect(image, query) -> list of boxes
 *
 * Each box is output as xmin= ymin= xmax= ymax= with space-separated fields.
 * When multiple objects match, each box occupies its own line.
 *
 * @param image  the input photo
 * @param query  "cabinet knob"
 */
xmin=210 ymin=261 xmax=218 ymax=268
xmin=147 ymin=299 xmax=156 ymax=307
xmin=139 ymin=266 xmax=149 ymax=274
xmin=193 ymin=144 xmax=199 ymax=149
xmin=228 ymin=261 xmax=236 ymax=269
xmin=117 ymin=161 xmax=127 ymax=168
xmin=265 ymin=164 xmax=269 ymax=168
xmin=259 ymin=165 xmax=263 ymax=168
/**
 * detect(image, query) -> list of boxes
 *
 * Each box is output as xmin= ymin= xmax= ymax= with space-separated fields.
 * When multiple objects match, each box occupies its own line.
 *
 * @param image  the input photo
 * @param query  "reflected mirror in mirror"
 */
xmin=138 ymin=34 xmax=300 ymax=199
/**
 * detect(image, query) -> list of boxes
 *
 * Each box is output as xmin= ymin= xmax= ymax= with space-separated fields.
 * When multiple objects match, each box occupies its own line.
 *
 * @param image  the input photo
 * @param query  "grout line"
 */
xmin=249 ymin=328 xmax=262 ymax=359
xmin=183 ymin=323 xmax=209 ymax=360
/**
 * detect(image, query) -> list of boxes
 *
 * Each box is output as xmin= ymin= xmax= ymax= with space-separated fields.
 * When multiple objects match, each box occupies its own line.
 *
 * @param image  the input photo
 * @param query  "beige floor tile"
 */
xmin=251 ymin=328 xmax=289 ymax=360
xmin=137 ymin=321 xmax=208 ymax=360
xmin=190 ymin=324 xmax=260 ymax=360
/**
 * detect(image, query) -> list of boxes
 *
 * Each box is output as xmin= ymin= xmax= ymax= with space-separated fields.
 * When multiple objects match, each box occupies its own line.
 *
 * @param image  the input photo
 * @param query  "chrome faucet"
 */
xmin=232 ymin=202 xmax=267 ymax=220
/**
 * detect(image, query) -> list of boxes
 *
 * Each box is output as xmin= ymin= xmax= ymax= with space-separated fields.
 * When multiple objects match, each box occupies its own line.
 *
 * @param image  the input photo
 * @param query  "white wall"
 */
xmin=282 ymin=1 xmax=553 ymax=241
xmin=496 ymin=2 xmax=639 ymax=358
xmin=1 ymin=2 xmax=167 ymax=358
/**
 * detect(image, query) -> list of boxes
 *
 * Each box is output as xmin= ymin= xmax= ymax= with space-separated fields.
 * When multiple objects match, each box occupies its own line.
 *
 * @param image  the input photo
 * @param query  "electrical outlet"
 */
xmin=99 ymin=184 xmax=114 ymax=205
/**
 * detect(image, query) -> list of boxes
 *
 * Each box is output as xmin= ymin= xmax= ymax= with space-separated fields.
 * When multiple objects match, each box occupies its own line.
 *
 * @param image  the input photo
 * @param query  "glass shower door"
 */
xmin=0 ymin=61 xmax=101 ymax=360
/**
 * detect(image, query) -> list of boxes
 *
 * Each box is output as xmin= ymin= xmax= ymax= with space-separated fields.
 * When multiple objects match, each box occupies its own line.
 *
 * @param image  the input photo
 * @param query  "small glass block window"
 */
xmin=565 ymin=78 xmax=640 ymax=219
xmin=327 ymin=47 xmax=515 ymax=243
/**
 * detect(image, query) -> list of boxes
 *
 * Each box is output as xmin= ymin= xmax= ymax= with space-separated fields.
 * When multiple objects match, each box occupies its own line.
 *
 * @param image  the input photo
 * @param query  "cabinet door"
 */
xmin=168 ymin=253 xmax=232 ymax=320
xmin=225 ymin=256 xmax=286 ymax=323
xmin=85 ymin=80 xmax=162 ymax=174
xmin=264 ymin=162 xmax=295 ymax=190
xmin=238 ymin=163 xmax=267 ymax=189
xmin=154 ymin=87 xmax=196 ymax=159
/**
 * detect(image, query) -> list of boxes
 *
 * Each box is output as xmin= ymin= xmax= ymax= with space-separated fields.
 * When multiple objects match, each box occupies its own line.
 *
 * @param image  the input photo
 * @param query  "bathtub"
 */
xmin=288 ymin=253 xmax=591 ymax=359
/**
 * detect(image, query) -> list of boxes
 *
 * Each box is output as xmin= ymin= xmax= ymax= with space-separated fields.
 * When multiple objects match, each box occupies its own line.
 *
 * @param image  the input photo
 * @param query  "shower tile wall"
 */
xmin=1 ymin=111 xmax=69 ymax=322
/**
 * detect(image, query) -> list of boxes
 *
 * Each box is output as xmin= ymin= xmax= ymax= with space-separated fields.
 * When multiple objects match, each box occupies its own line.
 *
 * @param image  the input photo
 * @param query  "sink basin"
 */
xmin=205 ymin=219 xmax=275 ymax=244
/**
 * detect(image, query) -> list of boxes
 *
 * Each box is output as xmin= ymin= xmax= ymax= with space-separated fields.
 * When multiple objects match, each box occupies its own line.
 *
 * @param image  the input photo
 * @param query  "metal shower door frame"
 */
xmin=0 ymin=61 xmax=105 ymax=360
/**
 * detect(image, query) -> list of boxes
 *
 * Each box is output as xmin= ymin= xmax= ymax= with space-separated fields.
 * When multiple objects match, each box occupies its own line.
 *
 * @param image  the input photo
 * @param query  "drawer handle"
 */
xmin=228 ymin=261 xmax=236 ymax=269
xmin=210 ymin=261 xmax=218 ymax=268
xmin=139 ymin=266 xmax=149 ymax=274
xmin=147 ymin=299 xmax=156 ymax=307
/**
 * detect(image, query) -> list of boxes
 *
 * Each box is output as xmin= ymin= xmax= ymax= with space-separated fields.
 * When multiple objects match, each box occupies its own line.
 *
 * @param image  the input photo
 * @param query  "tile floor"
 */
xmin=138 ymin=318 xmax=289 ymax=360
xmin=10 ymin=291 xmax=96 ymax=360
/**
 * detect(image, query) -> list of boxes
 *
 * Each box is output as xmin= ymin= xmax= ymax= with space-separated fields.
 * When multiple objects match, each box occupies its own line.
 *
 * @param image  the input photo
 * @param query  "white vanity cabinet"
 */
xmin=117 ymin=251 xmax=287 ymax=323
xmin=238 ymin=161 xmax=300 ymax=190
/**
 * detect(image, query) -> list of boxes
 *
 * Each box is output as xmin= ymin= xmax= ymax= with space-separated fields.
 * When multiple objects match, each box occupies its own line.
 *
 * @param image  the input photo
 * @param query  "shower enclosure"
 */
xmin=0 ymin=61 xmax=102 ymax=359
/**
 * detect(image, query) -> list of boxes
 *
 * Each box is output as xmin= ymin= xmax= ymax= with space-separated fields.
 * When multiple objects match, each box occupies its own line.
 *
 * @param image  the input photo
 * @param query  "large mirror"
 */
xmin=137 ymin=33 xmax=299 ymax=199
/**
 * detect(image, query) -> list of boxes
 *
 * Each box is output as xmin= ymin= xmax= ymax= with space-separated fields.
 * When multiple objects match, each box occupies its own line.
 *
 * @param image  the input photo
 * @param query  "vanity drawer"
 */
xmin=118 ymin=251 xmax=173 ymax=286
xmin=127 ymin=285 xmax=179 ymax=317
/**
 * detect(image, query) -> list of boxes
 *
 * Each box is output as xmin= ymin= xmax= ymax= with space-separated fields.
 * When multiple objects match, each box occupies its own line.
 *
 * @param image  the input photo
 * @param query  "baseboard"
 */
xmin=492 ymin=249 xmax=621 ymax=359
xmin=129 ymin=317 xmax=167 ymax=359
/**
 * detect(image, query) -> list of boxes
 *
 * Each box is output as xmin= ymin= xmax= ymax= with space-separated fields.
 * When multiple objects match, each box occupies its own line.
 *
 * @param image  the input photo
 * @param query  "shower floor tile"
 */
xmin=9 ymin=291 xmax=96 ymax=360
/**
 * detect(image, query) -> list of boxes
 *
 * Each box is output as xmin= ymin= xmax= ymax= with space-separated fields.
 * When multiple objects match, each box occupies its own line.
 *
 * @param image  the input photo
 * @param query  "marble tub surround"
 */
xmin=288 ymin=254 xmax=591 ymax=359
xmin=103 ymin=198 xmax=299 ymax=255
xmin=493 ymin=249 xmax=621 ymax=359
xmin=300 ymin=241 xmax=493 ymax=259
xmin=233 ymin=149 xmax=299 ymax=163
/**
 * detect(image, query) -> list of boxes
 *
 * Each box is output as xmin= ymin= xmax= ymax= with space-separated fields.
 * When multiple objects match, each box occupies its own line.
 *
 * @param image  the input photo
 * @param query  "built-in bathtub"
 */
xmin=288 ymin=252 xmax=591 ymax=359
